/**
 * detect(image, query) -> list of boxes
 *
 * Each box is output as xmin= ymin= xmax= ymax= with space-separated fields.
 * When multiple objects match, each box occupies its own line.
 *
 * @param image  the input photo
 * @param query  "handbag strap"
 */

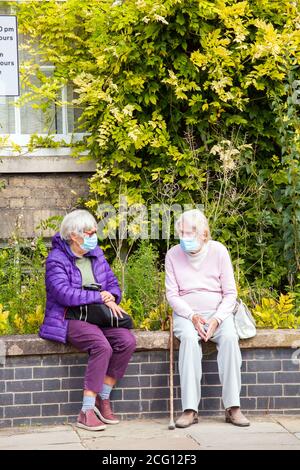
xmin=232 ymin=298 xmax=240 ymax=315
xmin=78 ymin=305 xmax=88 ymax=322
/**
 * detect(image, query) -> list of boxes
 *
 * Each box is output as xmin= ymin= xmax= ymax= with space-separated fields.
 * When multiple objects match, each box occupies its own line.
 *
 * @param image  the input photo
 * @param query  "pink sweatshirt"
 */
xmin=165 ymin=240 xmax=237 ymax=323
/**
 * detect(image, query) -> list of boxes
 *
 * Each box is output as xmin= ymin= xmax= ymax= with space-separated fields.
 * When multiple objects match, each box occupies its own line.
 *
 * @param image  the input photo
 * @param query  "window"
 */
xmin=0 ymin=4 xmax=84 ymax=145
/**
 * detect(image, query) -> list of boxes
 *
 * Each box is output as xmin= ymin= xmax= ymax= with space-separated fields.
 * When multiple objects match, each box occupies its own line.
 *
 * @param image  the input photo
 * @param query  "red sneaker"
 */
xmin=77 ymin=409 xmax=106 ymax=431
xmin=94 ymin=396 xmax=120 ymax=424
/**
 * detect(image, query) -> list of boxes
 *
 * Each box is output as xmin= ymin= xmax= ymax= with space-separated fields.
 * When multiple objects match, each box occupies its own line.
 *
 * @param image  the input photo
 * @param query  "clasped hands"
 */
xmin=100 ymin=290 xmax=126 ymax=319
xmin=192 ymin=314 xmax=219 ymax=342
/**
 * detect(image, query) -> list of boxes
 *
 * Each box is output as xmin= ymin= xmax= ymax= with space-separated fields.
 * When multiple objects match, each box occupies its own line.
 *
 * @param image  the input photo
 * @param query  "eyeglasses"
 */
xmin=83 ymin=229 xmax=97 ymax=237
xmin=179 ymin=229 xmax=197 ymax=238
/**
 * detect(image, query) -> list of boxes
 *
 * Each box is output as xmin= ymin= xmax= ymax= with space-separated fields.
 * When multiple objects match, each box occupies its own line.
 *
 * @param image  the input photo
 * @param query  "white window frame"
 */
xmin=2 ymin=64 xmax=86 ymax=146
xmin=0 ymin=0 xmax=86 ymax=148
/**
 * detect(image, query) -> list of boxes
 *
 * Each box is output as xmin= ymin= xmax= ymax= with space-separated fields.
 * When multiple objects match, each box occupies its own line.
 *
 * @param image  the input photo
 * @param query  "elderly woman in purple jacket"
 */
xmin=39 ymin=209 xmax=136 ymax=431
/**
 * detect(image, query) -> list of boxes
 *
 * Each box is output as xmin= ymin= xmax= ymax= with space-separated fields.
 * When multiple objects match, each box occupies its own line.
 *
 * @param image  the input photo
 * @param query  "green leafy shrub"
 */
xmin=0 ymin=230 xmax=47 ymax=335
xmin=252 ymin=293 xmax=300 ymax=329
xmin=113 ymin=241 xmax=170 ymax=330
xmin=15 ymin=0 xmax=300 ymax=295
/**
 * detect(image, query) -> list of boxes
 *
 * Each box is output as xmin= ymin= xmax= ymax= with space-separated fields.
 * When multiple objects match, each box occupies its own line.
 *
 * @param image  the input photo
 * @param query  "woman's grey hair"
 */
xmin=60 ymin=210 xmax=97 ymax=241
xmin=175 ymin=209 xmax=211 ymax=240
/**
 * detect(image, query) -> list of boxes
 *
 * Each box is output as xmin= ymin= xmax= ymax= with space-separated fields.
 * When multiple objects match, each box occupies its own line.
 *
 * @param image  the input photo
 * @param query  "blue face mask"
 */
xmin=80 ymin=233 xmax=98 ymax=252
xmin=180 ymin=237 xmax=201 ymax=253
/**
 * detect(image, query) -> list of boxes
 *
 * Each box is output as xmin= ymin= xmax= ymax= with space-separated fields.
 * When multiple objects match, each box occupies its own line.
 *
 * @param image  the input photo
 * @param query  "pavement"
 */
xmin=0 ymin=415 xmax=300 ymax=450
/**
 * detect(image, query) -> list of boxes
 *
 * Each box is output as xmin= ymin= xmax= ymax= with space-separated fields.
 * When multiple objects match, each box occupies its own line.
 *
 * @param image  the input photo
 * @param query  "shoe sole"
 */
xmin=94 ymin=407 xmax=120 ymax=425
xmin=175 ymin=417 xmax=199 ymax=429
xmin=76 ymin=421 xmax=106 ymax=431
xmin=225 ymin=417 xmax=250 ymax=427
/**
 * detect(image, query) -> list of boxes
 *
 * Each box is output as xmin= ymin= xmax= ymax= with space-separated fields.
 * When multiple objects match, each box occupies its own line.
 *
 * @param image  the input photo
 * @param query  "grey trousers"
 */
xmin=173 ymin=312 xmax=242 ymax=412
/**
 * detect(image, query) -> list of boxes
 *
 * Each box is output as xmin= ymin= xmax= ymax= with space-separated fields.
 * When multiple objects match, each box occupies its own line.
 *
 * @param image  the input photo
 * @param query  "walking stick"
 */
xmin=168 ymin=313 xmax=175 ymax=430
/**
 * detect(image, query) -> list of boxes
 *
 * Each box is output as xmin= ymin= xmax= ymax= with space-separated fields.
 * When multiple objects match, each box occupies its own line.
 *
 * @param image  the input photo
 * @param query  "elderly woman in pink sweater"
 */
xmin=165 ymin=209 xmax=249 ymax=428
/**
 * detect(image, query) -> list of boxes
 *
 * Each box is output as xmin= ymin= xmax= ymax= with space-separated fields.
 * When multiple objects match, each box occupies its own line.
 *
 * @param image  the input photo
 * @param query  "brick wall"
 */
xmin=1 ymin=345 xmax=300 ymax=428
xmin=0 ymin=173 xmax=91 ymax=240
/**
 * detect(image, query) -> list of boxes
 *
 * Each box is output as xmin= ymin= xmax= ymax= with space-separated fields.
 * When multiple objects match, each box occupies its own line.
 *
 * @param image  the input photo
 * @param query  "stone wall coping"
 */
xmin=2 ymin=329 xmax=300 ymax=357
xmin=0 ymin=154 xmax=96 ymax=174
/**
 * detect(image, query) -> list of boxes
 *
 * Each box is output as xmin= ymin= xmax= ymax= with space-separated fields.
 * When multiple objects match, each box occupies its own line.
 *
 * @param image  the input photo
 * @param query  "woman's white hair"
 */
xmin=175 ymin=209 xmax=211 ymax=240
xmin=60 ymin=209 xmax=97 ymax=241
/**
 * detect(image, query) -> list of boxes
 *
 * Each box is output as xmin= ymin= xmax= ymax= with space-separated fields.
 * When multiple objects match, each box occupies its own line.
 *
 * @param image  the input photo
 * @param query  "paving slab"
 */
xmin=84 ymin=437 xmax=199 ymax=450
xmin=188 ymin=428 xmax=300 ymax=450
xmin=272 ymin=416 xmax=300 ymax=433
xmin=0 ymin=425 xmax=69 ymax=437
xmin=1 ymin=416 xmax=300 ymax=450
xmin=0 ymin=428 xmax=81 ymax=450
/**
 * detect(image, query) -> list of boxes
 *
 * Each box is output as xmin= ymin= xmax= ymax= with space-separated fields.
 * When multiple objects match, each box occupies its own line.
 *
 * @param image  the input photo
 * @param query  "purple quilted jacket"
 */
xmin=39 ymin=232 xmax=122 ymax=344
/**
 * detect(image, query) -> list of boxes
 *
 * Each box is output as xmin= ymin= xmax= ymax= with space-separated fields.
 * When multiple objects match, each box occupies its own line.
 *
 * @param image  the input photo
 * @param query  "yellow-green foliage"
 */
xmin=0 ymin=304 xmax=9 ymax=335
xmin=0 ymin=232 xmax=47 ymax=335
xmin=139 ymin=303 xmax=171 ymax=331
xmin=0 ymin=304 xmax=45 ymax=335
xmin=253 ymin=294 xmax=300 ymax=329
xmin=12 ymin=305 xmax=45 ymax=335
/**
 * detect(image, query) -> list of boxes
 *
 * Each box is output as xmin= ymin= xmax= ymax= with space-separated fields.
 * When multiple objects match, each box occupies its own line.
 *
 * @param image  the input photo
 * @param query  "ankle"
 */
xmin=99 ymin=383 xmax=113 ymax=401
xmin=228 ymin=407 xmax=242 ymax=416
xmin=81 ymin=395 xmax=96 ymax=413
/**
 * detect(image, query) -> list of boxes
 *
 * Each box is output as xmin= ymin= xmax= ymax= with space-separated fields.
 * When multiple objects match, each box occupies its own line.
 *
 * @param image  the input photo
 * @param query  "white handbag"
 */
xmin=232 ymin=298 xmax=256 ymax=339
